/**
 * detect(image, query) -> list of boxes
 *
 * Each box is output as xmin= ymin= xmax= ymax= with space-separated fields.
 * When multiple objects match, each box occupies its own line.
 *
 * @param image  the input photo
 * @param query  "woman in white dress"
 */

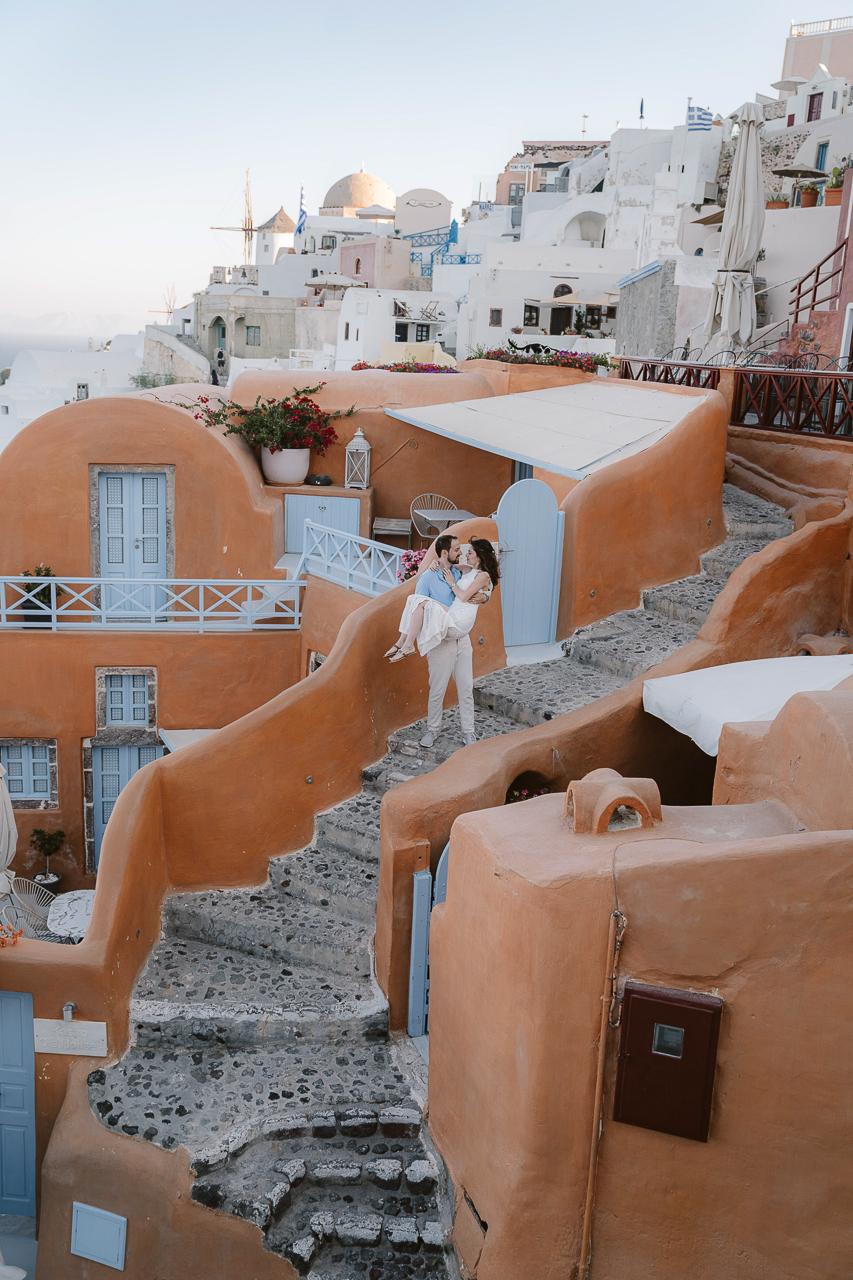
xmin=386 ymin=538 xmax=500 ymax=662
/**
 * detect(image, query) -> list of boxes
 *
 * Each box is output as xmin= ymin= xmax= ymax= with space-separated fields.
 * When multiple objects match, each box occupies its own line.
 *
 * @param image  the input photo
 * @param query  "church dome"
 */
xmin=321 ymin=170 xmax=395 ymax=214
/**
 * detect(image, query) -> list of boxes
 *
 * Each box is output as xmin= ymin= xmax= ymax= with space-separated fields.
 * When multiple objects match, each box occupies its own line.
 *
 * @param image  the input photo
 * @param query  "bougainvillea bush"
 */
xmin=473 ymin=348 xmax=609 ymax=371
xmin=397 ymin=549 xmax=426 ymax=582
xmin=189 ymin=385 xmax=353 ymax=455
xmin=351 ymin=359 xmax=458 ymax=373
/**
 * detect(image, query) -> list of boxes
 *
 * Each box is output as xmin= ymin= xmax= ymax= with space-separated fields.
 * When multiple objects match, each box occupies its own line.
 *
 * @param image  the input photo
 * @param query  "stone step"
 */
xmin=315 ymin=794 xmax=383 ymax=864
xmin=130 ymin=938 xmax=386 ymax=1050
xmin=268 ymin=848 xmax=379 ymax=928
xmin=722 ymin=483 xmax=792 ymax=540
xmin=700 ymin=538 xmax=770 ymax=580
xmin=475 ymin=657 xmax=625 ymax=726
xmin=386 ymin=707 xmax=520 ymax=766
xmin=88 ymin=1042 xmax=417 ymax=1165
xmin=569 ymin=610 xmax=697 ymax=681
xmin=642 ymin=574 xmax=727 ymax=626
xmin=163 ymin=886 xmax=373 ymax=980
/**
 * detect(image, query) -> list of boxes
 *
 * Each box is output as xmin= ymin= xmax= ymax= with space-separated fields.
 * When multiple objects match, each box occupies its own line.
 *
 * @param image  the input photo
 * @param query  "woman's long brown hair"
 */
xmin=470 ymin=537 xmax=501 ymax=587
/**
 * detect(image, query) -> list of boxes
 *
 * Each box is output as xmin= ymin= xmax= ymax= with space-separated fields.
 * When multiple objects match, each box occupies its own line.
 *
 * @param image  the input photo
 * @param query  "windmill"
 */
xmin=149 ymin=284 xmax=177 ymax=324
xmin=211 ymin=170 xmax=257 ymax=264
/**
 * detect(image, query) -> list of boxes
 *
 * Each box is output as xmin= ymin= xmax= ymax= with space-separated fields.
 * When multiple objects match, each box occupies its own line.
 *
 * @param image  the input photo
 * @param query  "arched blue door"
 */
xmin=496 ymin=479 xmax=564 ymax=646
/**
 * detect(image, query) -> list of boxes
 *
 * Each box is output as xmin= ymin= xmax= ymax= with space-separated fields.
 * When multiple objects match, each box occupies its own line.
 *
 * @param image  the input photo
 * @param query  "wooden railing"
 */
xmin=790 ymin=238 xmax=848 ymax=325
xmin=731 ymin=368 xmax=853 ymax=437
xmin=619 ymin=358 xmax=721 ymax=389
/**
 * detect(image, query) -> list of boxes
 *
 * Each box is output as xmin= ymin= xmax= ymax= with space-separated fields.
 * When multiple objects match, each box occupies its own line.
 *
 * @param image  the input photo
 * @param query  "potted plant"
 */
xmin=766 ymin=195 xmax=788 ymax=209
xmin=825 ymin=161 xmax=848 ymax=206
xmin=190 ymin=387 xmax=354 ymax=485
xmin=30 ymin=827 xmax=64 ymax=887
xmin=800 ymin=183 xmax=819 ymax=208
xmin=18 ymin=564 xmax=64 ymax=621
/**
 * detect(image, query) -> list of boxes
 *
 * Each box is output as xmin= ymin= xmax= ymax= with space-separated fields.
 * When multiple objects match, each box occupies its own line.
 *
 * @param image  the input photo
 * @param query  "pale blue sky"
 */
xmin=0 ymin=0 xmax=844 ymax=329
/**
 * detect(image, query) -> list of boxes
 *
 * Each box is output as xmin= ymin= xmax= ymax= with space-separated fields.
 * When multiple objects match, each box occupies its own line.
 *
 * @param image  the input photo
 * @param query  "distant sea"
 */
xmin=0 ymin=332 xmax=113 ymax=371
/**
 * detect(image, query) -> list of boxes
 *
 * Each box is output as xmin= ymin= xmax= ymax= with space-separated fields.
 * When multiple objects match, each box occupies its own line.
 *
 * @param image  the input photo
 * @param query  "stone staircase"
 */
xmin=87 ymin=483 xmax=792 ymax=1279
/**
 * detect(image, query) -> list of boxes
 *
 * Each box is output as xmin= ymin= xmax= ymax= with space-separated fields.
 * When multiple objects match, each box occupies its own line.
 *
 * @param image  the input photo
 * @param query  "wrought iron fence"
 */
xmin=295 ymin=522 xmax=403 ymax=596
xmin=618 ymin=358 xmax=721 ymax=389
xmin=731 ymin=369 xmax=853 ymax=437
xmin=0 ymin=578 xmax=304 ymax=631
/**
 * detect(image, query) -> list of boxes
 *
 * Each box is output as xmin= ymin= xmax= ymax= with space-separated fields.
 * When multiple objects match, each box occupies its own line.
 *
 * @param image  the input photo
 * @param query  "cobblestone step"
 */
xmin=568 ymin=610 xmax=698 ymax=681
xmin=642 ymin=575 xmax=728 ymax=626
xmin=475 ymin=658 xmax=624 ymax=726
xmin=270 ymin=848 xmax=379 ymax=928
xmin=700 ymin=538 xmax=771 ymax=579
xmin=721 ymin=483 xmax=792 ymax=541
xmin=315 ymin=794 xmax=383 ymax=863
xmin=164 ymin=887 xmax=373 ymax=980
xmin=131 ymin=938 xmax=386 ymax=1050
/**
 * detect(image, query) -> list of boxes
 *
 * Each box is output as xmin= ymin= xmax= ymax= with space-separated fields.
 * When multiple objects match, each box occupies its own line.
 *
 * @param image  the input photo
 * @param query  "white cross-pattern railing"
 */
xmin=295 ymin=522 xmax=403 ymax=596
xmin=0 ymin=578 xmax=305 ymax=632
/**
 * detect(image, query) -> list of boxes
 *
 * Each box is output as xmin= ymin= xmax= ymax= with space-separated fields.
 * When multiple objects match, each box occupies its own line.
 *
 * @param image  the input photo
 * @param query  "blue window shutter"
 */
xmin=106 ymin=675 xmax=148 ymax=726
xmin=0 ymin=743 xmax=50 ymax=800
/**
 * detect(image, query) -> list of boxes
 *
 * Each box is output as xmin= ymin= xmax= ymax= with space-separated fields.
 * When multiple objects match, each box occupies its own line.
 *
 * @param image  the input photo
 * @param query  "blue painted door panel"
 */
xmin=93 ymin=744 xmax=164 ymax=867
xmin=285 ymin=494 xmax=360 ymax=552
xmin=99 ymin=472 xmax=167 ymax=614
xmin=496 ymin=479 xmax=564 ymax=646
xmin=0 ymin=991 xmax=36 ymax=1216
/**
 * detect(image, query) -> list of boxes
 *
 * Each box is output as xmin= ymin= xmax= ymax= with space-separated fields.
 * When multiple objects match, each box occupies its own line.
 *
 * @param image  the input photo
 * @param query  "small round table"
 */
xmin=47 ymin=890 xmax=95 ymax=942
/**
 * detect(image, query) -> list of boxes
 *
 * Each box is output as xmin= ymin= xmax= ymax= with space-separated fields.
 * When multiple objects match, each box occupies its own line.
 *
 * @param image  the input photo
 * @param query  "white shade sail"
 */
xmin=386 ymin=381 xmax=703 ymax=479
xmin=643 ymin=655 xmax=853 ymax=755
xmin=0 ymin=764 xmax=17 ymax=896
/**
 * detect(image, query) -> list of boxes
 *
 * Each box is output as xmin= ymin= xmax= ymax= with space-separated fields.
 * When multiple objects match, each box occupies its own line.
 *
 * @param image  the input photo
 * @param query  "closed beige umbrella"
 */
xmin=703 ymin=102 xmax=766 ymax=350
xmin=0 ymin=765 xmax=17 ymax=897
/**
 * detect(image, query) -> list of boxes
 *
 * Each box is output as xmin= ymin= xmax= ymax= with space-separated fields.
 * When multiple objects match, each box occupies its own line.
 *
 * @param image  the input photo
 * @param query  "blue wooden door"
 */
xmin=0 ymin=991 xmax=36 ymax=1216
xmin=99 ymin=472 xmax=167 ymax=614
xmin=496 ymin=479 xmax=565 ymax=646
xmin=93 ymin=744 xmax=164 ymax=867
xmin=285 ymin=494 xmax=360 ymax=552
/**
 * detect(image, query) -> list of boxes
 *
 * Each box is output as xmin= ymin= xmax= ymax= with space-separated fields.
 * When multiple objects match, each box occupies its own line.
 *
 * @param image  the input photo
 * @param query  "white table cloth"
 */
xmin=643 ymin=655 xmax=853 ymax=756
xmin=47 ymin=889 xmax=95 ymax=940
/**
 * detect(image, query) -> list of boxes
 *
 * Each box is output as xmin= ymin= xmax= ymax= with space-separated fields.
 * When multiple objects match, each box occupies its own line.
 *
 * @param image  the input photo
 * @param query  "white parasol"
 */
xmin=0 ymin=764 xmax=17 ymax=897
xmin=703 ymin=102 xmax=766 ymax=351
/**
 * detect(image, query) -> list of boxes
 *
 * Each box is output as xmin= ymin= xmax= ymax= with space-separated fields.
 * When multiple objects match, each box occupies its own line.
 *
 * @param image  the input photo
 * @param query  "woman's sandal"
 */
xmin=384 ymin=642 xmax=408 ymax=658
xmin=388 ymin=645 xmax=416 ymax=662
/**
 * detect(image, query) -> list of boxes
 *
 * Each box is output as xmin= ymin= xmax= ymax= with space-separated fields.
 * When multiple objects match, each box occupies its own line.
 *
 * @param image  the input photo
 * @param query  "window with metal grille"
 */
xmin=523 ymin=304 xmax=540 ymax=327
xmin=105 ymin=476 xmax=124 ymax=565
xmin=1 ymin=743 xmax=50 ymax=799
xmin=489 ymin=309 xmax=503 ymax=327
xmin=107 ymin=674 xmax=149 ymax=724
xmin=509 ymin=184 xmax=525 ymax=205
xmin=416 ymin=324 xmax=430 ymax=342
xmin=246 ymin=326 xmax=261 ymax=346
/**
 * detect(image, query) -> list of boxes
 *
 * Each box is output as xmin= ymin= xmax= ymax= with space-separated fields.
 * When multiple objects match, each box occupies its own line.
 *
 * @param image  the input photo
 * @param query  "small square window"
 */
xmin=416 ymin=324 xmax=430 ymax=342
xmin=344 ymin=322 xmax=350 ymax=340
xmin=264 ymin=243 xmax=270 ymax=252
xmin=0 ymin=740 xmax=57 ymax=805
xmin=0 ymin=406 xmax=8 ymax=415
xmin=321 ymin=236 xmax=337 ymax=250
xmin=246 ymin=326 xmax=261 ymax=346
xmin=76 ymin=384 xmax=89 ymax=400
xmin=523 ymin=304 xmax=539 ymax=327
xmin=489 ymin=308 xmax=503 ymax=327
xmin=652 ymin=1023 xmax=685 ymax=1058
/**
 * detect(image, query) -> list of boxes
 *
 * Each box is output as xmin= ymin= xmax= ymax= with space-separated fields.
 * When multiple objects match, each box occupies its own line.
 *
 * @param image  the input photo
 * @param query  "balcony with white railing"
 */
xmin=791 ymin=15 xmax=853 ymax=36
xmin=0 ymin=578 xmax=304 ymax=632
xmin=295 ymin=522 xmax=403 ymax=596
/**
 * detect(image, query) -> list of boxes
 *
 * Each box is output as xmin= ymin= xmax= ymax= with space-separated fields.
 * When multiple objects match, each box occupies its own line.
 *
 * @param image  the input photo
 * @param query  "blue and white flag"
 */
xmin=295 ymin=185 xmax=307 ymax=237
xmin=688 ymin=106 xmax=713 ymax=131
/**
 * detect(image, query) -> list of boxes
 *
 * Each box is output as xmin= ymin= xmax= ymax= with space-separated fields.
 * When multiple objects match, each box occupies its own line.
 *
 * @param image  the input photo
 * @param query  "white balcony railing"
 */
xmin=791 ymin=15 xmax=853 ymax=36
xmin=0 ymin=578 xmax=304 ymax=632
xmin=295 ymin=522 xmax=403 ymax=596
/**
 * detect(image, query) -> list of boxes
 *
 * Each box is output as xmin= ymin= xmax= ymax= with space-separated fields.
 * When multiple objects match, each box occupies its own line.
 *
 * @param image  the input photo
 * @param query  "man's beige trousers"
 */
xmin=425 ymin=634 xmax=475 ymax=736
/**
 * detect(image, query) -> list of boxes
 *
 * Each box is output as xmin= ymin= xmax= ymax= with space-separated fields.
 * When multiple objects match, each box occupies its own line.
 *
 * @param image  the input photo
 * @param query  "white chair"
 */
xmin=410 ymin=493 xmax=456 ymax=548
xmin=0 ymin=1243 xmax=27 ymax=1280
xmin=11 ymin=877 xmax=55 ymax=921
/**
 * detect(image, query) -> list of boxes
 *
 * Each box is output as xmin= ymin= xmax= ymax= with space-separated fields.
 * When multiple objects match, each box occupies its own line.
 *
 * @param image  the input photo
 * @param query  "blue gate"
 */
xmin=496 ymin=479 xmax=564 ymax=646
xmin=408 ymin=843 xmax=451 ymax=1038
xmin=0 ymin=991 xmax=36 ymax=1216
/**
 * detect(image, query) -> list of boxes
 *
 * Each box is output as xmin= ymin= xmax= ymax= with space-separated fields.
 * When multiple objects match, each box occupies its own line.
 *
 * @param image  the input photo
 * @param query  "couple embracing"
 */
xmin=384 ymin=534 xmax=501 ymax=748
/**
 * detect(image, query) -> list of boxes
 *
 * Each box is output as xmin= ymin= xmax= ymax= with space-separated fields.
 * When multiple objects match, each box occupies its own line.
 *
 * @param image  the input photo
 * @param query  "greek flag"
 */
xmin=688 ymin=106 xmax=713 ymax=131
xmin=295 ymin=185 xmax=307 ymax=237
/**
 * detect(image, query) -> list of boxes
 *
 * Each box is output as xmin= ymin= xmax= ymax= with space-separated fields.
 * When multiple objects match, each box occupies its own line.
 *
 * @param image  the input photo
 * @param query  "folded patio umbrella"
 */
xmin=0 ymin=765 xmax=17 ymax=896
xmin=703 ymin=102 xmax=766 ymax=351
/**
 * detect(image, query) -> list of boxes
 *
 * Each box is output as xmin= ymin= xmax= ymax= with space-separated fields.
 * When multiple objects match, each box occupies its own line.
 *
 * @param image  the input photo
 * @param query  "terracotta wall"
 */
xmin=0 ymin=397 xmax=287 ymax=579
xmin=375 ymin=500 xmax=853 ymax=1029
xmin=0 ymin=630 xmax=301 ymax=888
xmin=230 ymin=370 xmax=512 ymax=528
xmin=428 ymin=783 xmax=853 ymax=1279
xmin=726 ymin=423 xmax=853 ymax=526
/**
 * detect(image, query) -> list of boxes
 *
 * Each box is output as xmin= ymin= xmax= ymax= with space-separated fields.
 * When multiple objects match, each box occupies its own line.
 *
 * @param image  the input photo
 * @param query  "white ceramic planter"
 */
xmin=261 ymin=447 xmax=311 ymax=485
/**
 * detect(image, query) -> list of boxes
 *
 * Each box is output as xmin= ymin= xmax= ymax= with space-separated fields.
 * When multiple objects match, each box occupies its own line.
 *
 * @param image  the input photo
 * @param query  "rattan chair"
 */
xmin=410 ymin=493 xmax=456 ymax=548
xmin=1 ymin=900 xmax=67 ymax=943
xmin=11 ymin=876 xmax=55 ymax=921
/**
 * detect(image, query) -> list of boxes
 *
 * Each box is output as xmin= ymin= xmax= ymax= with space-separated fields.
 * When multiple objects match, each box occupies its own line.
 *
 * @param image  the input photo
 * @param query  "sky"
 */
xmin=0 ymin=0 xmax=846 ymax=333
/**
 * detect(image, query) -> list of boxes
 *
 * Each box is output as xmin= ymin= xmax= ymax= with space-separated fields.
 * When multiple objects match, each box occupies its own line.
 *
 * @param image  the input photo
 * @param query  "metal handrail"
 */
xmin=618 ymin=358 xmax=721 ymax=388
xmin=295 ymin=522 xmax=403 ymax=596
xmin=790 ymin=237 xmax=848 ymax=324
xmin=731 ymin=367 xmax=853 ymax=437
xmin=0 ymin=577 xmax=304 ymax=632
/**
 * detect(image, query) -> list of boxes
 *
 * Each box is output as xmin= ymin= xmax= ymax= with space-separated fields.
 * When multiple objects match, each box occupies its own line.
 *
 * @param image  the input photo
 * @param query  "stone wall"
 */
xmin=143 ymin=327 xmax=209 ymax=382
xmin=613 ymin=259 xmax=677 ymax=358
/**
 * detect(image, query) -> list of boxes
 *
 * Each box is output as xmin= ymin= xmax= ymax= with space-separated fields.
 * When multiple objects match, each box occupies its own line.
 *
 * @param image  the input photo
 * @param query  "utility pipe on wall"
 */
xmin=580 ymin=908 xmax=628 ymax=1278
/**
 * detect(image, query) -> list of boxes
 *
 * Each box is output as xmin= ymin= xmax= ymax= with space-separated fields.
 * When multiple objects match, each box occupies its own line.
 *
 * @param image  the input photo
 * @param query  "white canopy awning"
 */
xmin=643 ymin=655 xmax=853 ymax=756
xmin=159 ymin=729 xmax=219 ymax=753
xmin=386 ymin=381 xmax=704 ymax=480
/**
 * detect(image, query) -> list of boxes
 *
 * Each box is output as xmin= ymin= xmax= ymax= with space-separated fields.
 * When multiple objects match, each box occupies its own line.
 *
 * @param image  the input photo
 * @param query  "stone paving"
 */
xmin=89 ymin=483 xmax=792 ymax=1278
